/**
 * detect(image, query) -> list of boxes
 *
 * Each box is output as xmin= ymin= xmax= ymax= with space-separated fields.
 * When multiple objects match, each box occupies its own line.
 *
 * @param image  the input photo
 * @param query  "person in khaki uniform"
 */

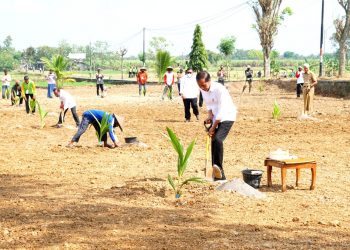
xmin=302 ymin=63 xmax=317 ymax=115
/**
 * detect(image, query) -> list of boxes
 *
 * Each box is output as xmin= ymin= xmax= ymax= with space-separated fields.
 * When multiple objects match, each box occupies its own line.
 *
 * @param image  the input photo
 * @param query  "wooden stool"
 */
xmin=264 ymin=158 xmax=317 ymax=192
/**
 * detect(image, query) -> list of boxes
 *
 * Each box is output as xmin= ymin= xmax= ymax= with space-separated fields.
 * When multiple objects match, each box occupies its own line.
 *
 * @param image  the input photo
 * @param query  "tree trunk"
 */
xmin=264 ymin=53 xmax=270 ymax=78
xmin=338 ymin=42 xmax=346 ymax=77
xmin=121 ymin=57 xmax=124 ymax=80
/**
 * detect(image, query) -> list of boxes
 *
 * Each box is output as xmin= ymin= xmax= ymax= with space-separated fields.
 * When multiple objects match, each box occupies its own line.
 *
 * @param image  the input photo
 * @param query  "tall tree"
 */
xmin=217 ymin=36 xmax=236 ymax=80
xmin=189 ymin=24 xmax=208 ymax=72
xmin=251 ymin=0 xmax=291 ymax=77
xmin=334 ymin=0 xmax=350 ymax=76
xmin=3 ymin=35 xmax=13 ymax=50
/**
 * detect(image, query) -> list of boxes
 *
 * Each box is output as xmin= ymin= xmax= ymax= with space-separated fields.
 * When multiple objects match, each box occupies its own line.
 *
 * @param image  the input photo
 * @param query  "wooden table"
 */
xmin=264 ymin=158 xmax=317 ymax=192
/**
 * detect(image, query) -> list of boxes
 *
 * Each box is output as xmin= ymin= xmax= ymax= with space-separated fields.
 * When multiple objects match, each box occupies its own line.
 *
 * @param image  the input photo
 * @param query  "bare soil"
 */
xmin=0 ymin=82 xmax=349 ymax=249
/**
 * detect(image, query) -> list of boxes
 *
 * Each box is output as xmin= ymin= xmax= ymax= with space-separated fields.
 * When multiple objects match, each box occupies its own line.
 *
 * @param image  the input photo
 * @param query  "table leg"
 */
xmin=281 ymin=168 xmax=287 ymax=192
xmin=310 ymin=165 xmax=316 ymax=190
xmin=296 ymin=168 xmax=300 ymax=187
xmin=267 ymin=165 xmax=272 ymax=187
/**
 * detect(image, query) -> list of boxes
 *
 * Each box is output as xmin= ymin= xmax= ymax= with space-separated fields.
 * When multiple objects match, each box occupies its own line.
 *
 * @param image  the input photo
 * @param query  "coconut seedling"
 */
xmin=29 ymin=99 xmax=36 ymax=112
xmin=36 ymin=101 xmax=48 ymax=128
xmin=89 ymin=111 xmax=111 ymax=144
xmin=166 ymin=127 xmax=203 ymax=198
xmin=272 ymin=100 xmax=281 ymax=120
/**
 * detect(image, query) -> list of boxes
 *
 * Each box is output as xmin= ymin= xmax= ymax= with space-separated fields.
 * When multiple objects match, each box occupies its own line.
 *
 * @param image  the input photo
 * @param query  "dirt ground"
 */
xmin=0 ymin=82 xmax=349 ymax=249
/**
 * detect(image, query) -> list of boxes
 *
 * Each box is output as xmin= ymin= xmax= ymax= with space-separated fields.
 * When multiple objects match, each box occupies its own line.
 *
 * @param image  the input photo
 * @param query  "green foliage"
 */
xmin=247 ymin=49 xmax=263 ymax=60
xmin=149 ymin=37 xmax=171 ymax=52
xmin=272 ymin=100 xmax=281 ymax=120
xmin=258 ymin=83 xmax=264 ymax=92
xmin=29 ymin=99 xmax=36 ymax=113
xmin=189 ymin=25 xmax=208 ymax=72
xmin=89 ymin=111 xmax=111 ymax=143
xmin=36 ymin=101 xmax=48 ymax=128
xmin=41 ymin=54 xmax=75 ymax=88
xmin=155 ymin=50 xmax=171 ymax=83
xmin=166 ymin=127 xmax=203 ymax=198
xmin=217 ymin=36 xmax=236 ymax=57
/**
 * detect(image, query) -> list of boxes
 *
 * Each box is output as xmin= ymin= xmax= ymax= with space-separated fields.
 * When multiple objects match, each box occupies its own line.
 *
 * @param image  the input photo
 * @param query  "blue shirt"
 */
xmin=83 ymin=109 xmax=116 ymax=142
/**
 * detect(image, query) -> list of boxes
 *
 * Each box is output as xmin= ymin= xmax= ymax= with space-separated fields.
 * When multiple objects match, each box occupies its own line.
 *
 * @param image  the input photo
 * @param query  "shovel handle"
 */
xmin=204 ymin=120 xmax=213 ymax=132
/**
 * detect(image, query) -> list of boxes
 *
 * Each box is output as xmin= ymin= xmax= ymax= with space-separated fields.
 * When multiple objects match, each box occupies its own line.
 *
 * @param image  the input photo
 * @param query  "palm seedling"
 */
xmin=36 ymin=101 xmax=48 ymax=128
xmin=272 ymin=100 xmax=281 ymax=120
xmin=89 ymin=111 xmax=111 ymax=144
xmin=166 ymin=127 xmax=203 ymax=198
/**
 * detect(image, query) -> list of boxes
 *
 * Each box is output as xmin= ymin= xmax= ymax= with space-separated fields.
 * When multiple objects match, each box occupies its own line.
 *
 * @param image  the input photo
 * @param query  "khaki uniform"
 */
xmin=302 ymin=71 xmax=317 ymax=114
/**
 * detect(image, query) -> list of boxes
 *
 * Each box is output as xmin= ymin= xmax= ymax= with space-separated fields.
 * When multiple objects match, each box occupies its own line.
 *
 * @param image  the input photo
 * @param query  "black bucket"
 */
xmin=242 ymin=169 xmax=263 ymax=189
xmin=124 ymin=137 xmax=138 ymax=144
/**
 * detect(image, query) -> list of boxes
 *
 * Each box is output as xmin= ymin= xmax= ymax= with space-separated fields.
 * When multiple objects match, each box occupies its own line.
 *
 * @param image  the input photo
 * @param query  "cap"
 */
xmin=24 ymin=75 xmax=29 ymax=80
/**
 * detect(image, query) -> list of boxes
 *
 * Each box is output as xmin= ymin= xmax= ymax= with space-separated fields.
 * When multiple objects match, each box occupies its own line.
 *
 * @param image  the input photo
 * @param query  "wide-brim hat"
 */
xmin=166 ymin=66 xmax=173 ymax=70
xmin=140 ymin=66 xmax=147 ymax=70
xmin=113 ymin=114 xmax=124 ymax=132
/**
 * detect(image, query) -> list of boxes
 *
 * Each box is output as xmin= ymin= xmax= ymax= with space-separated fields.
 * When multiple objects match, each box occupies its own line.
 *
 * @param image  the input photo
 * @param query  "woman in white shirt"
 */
xmin=196 ymin=71 xmax=237 ymax=181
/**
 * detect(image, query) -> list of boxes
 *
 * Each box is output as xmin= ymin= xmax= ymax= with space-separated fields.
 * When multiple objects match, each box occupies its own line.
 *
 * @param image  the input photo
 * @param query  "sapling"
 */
xmin=272 ymin=100 xmax=281 ymax=120
xmin=89 ymin=111 xmax=111 ymax=144
xmin=36 ymin=101 xmax=48 ymax=128
xmin=166 ymin=127 xmax=203 ymax=198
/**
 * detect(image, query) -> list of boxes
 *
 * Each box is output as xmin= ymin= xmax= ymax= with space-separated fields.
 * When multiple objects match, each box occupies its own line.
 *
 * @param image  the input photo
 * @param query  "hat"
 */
xmin=303 ymin=63 xmax=310 ymax=69
xmin=53 ymin=87 xmax=58 ymax=92
xmin=113 ymin=114 xmax=124 ymax=132
xmin=140 ymin=66 xmax=146 ymax=70
xmin=24 ymin=75 xmax=29 ymax=80
xmin=247 ymin=65 xmax=251 ymax=68
xmin=166 ymin=66 xmax=173 ymax=70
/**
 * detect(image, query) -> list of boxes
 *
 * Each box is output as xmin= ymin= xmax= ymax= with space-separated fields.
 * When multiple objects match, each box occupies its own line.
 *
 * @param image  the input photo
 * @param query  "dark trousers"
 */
xmin=183 ymin=98 xmax=199 ymax=120
xmin=296 ymin=83 xmax=303 ymax=97
xmin=218 ymin=79 xmax=224 ymax=85
xmin=97 ymin=84 xmax=104 ymax=96
xmin=58 ymin=106 xmax=80 ymax=126
xmin=211 ymin=121 xmax=234 ymax=177
xmin=24 ymin=94 xmax=35 ymax=113
xmin=199 ymin=92 xmax=203 ymax=107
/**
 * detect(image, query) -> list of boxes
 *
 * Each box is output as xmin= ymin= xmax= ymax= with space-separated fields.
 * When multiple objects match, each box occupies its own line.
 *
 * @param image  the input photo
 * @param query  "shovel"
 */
xmin=204 ymin=121 xmax=213 ymax=179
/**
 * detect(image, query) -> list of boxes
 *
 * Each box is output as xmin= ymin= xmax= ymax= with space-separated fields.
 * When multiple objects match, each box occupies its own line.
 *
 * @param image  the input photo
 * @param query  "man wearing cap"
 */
xmin=137 ymin=67 xmax=148 ymax=96
xmin=180 ymin=68 xmax=199 ymax=122
xmin=196 ymin=71 xmax=237 ymax=181
xmin=53 ymin=88 xmax=80 ymax=127
xmin=68 ymin=109 xmax=123 ymax=148
xmin=302 ymin=64 xmax=317 ymax=115
xmin=21 ymin=75 xmax=36 ymax=114
xmin=295 ymin=66 xmax=304 ymax=98
xmin=96 ymin=68 xmax=104 ymax=96
xmin=242 ymin=65 xmax=253 ymax=94
xmin=46 ymin=69 xmax=57 ymax=98
xmin=162 ymin=66 xmax=175 ymax=100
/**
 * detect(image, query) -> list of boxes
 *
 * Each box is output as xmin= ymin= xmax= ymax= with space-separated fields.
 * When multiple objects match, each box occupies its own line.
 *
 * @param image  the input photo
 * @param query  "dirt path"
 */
xmin=0 ymin=82 xmax=349 ymax=249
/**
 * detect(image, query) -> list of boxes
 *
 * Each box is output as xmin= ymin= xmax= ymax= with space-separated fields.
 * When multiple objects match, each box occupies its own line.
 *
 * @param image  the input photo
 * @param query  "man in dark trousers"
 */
xmin=180 ymin=68 xmax=199 ymax=122
xmin=196 ymin=71 xmax=237 ymax=181
xmin=242 ymin=65 xmax=253 ymax=94
xmin=68 ymin=109 xmax=123 ymax=148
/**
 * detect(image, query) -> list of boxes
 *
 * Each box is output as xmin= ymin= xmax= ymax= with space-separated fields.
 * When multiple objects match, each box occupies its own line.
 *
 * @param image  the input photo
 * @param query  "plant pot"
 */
xmin=124 ymin=137 xmax=138 ymax=144
xmin=242 ymin=169 xmax=263 ymax=189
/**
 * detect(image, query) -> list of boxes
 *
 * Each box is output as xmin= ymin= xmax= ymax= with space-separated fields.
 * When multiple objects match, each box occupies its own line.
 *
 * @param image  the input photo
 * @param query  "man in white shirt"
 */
xmin=162 ymin=66 xmax=175 ymax=100
xmin=180 ymin=68 xmax=199 ymax=122
xmin=53 ymin=88 xmax=80 ymax=127
xmin=46 ymin=70 xmax=57 ymax=98
xmin=295 ymin=66 xmax=304 ymax=98
xmin=2 ymin=69 xmax=11 ymax=99
xmin=196 ymin=71 xmax=237 ymax=181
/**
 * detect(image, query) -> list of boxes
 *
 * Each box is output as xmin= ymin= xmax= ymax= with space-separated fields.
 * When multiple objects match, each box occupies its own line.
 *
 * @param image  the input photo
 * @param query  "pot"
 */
xmin=124 ymin=137 xmax=138 ymax=143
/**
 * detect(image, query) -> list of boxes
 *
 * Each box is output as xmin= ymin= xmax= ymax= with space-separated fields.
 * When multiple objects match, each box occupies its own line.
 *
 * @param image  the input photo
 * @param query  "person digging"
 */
xmin=196 ymin=71 xmax=237 ymax=181
xmin=53 ymin=87 xmax=80 ymax=128
xmin=68 ymin=109 xmax=123 ymax=148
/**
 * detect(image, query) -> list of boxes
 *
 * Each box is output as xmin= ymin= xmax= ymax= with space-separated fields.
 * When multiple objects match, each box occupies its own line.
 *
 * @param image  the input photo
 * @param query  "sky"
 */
xmin=0 ymin=0 xmax=343 ymax=56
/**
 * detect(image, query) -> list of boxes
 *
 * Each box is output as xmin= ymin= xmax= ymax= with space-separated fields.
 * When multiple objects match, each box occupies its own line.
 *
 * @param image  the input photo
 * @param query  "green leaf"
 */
xmin=89 ymin=111 xmax=111 ymax=142
xmin=179 ymin=139 xmax=196 ymax=177
xmin=167 ymin=174 xmax=176 ymax=191
xmin=180 ymin=177 xmax=204 ymax=188
xmin=166 ymin=127 xmax=184 ymax=174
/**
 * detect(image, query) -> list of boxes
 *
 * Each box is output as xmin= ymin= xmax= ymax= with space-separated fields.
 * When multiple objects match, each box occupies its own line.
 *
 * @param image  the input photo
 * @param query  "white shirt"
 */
xmin=200 ymin=81 xmax=237 ymax=123
xmin=2 ymin=74 xmax=11 ymax=86
xmin=164 ymin=72 xmax=174 ymax=86
xmin=296 ymin=71 xmax=304 ymax=84
xmin=180 ymin=74 xmax=198 ymax=99
xmin=47 ymin=73 xmax=56 ymax=85
xmin=59 ymin=89 xmax=76 ymax=110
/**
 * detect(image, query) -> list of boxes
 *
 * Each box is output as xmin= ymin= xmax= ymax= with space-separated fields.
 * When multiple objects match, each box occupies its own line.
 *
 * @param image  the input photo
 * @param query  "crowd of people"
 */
xmin=0 ymin=63 xmax=317 ymax=181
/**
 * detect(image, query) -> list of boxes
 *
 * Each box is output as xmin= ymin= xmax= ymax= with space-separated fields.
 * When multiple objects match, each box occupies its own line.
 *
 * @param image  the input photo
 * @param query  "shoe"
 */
xmin=185 ymin=119 xmax=190 ymax=122
xmin=196 ymin=115 xmax=199 ymax=121
xmin=212 ymin=164 xmax=222 ymax=179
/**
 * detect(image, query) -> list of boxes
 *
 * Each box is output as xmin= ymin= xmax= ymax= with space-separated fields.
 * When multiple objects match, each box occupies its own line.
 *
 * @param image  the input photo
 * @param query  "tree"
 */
xmin=333 ymin=0 xmax=350 ymax=76
xmin=251 ymin=0 xmax=292 ymax=77
xmin=41 ymin=54 xmax=73 ymax=88
xmin=247 ymin=49 xmax=263 ymax=60
xmin=118 ymin=48 xmax=128 ymax=80
xmin=149 ymin=37 xmax=171 ymax=52
xmin=189 ymin=24 xmax=208 ymax=72
xmin=3 ymin=35 xmax=13 ymax=50
xmin=57 ymin=40 xmax=72 ymax=57
xmin=207 ymin=50 xmax=222 ymax=64
xmin=155 ymin=50 xmax=171 ymax=83
xmin=217 ymin=36 xmax=236 ymax=58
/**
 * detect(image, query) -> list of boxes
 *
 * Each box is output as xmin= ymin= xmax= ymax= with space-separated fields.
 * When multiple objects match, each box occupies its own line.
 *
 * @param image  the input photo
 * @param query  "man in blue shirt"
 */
xmin=68 ymin=109 xmax=123 ymax=148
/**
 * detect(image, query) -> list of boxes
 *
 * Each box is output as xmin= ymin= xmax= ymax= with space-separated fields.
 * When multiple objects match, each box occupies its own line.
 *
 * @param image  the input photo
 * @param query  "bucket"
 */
xmin=242 ymin=169 xmax=263 ymax=189
xmin=124 ymin=137 xmax=138 ymax=143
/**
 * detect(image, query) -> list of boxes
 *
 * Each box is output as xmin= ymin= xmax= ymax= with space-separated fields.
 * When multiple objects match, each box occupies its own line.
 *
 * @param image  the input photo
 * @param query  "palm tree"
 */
xmin=155 ymin=50 xmax=171 ymax=83
xmin=41 ymin=54 xmax=74 ymax=88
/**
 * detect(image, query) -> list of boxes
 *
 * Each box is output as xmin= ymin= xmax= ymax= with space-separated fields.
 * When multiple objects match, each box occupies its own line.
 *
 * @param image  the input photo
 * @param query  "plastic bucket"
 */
xmin=242 ymin=169 xmax=263 ymax=189
xmin=124 ymin=137 xmax=138 ymax=143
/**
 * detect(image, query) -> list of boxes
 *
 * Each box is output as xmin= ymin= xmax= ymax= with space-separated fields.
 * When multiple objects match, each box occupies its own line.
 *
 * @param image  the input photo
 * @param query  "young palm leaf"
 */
xmin=272 ymin=100 xmax=281 ymax=120
xmin=29 ymin=99 xmax=36 ymax=112
xmin=89 ymin=111 xmax=111 ymax=143
xmin=36 ymin=101 xmax=48 ymax=128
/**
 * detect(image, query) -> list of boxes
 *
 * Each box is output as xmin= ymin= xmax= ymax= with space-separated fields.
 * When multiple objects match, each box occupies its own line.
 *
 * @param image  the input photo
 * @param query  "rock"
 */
xmin=263 ymin=242 xmax=273 ymax=248
xmin=3 ymin=228 xmax=10 ymax=236
xmin=292 ymin=217 xmax=300 ymax=222
xmin=329 ymin=220 xmax=340 ymax=227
